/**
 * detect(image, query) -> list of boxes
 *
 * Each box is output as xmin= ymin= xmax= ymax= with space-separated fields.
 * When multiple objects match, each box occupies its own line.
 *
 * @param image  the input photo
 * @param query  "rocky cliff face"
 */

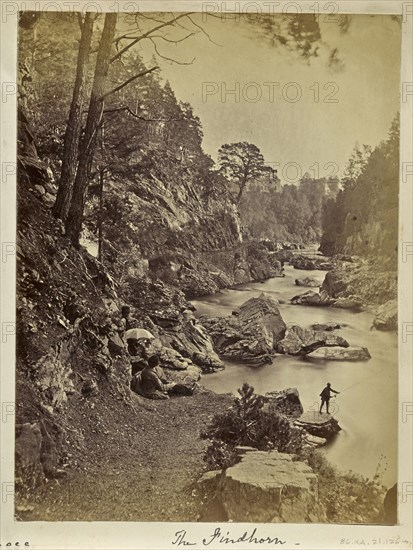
xmin=15 ymin=112 xmax=234 ymax=497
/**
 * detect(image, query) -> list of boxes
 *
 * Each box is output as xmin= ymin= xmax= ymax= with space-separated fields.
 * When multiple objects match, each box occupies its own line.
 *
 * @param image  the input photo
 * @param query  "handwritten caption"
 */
xmin=172 ymin=528 xmax=287 ymax=546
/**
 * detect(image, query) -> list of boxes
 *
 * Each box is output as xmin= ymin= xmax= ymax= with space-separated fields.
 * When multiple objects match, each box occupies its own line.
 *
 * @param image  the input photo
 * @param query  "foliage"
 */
xmin=239 ymin=175 xmax=337 ymax=243
xmin=304 ymin=449 xmax=386 ymax=523
xmin=201 ymin=383 xmax=305 ymax=469
xmin=320 ymin=115 xmax=399 ymax=259
xmin=218 ymin=142 xmax=269 ymax=203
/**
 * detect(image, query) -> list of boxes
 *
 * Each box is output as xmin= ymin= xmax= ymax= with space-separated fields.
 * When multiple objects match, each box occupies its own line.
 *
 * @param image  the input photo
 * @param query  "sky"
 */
xmin=135 ymin=13 xmax=401 ymax=181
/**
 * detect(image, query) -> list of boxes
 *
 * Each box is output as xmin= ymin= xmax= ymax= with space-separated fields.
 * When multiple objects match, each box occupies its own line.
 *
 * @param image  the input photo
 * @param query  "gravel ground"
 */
xmin=16 ymin=389 xmax=232 ymax=522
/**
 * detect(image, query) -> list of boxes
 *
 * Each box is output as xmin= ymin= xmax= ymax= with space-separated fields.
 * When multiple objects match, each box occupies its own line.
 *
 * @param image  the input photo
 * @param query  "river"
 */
xmin=193 ymin=259 xmax=398 ymax=487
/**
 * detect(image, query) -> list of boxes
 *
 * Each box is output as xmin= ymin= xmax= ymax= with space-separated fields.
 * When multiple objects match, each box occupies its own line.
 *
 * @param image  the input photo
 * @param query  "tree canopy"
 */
xmin=218 ymin=141 xmax=268 ymax=203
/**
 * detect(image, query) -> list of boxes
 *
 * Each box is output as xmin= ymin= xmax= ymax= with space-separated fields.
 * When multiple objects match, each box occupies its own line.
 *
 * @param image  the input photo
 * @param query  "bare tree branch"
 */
xmin=184 ymin=14 xmax=222 ymax=46
xmin=119 ymin=32 xmax=197 ymax=44
xmin=149 ymin=37 xmax=195 ymax=65
xmin=100 ymin=66 xmax=159 ymax=100
xmin=110 ymin=12 xmax=194 ymax=64
xmin=139 ymin=13 xmax=170 ymax=25
xmin=102 ymin=105 xmax=183 ymax=123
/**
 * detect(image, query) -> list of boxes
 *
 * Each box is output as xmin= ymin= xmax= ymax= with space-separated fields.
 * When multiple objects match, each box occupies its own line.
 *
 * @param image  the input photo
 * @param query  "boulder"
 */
xmin=264 ymin=387 xmax=304 ymax=418
xmin=200 ymin=294 xmax=286 ymax=364
xmin=332 ymin=297 xmax=364 ymax=311
xmin=291 ymin=290 xmax=335 ymax=307
xmin=164 ymin=320 xmax=224 ymax=373
xmin=198 ymin=450 xmax=326 ymax=523
xmin=383 ymin=483 xmax=397 ymax=524
xmin=373 ymin=300 xmax=397 ymax=331
xmin=321 ymin=270 xmax=348 ymax=298
xmin=276 ymin=325 xmax=349 ymax=355
xmin=295 ymin=411 xmax=341 ymax=439
xmin=305 ymin=346 xmax=371 ymax=361
xmin=310 ymin=322 xmax=343 ymax=332
xmin=295 ymin=277 xmax=320 ymax=288
xmin=159 ymin=346 xmax=191 ymax=370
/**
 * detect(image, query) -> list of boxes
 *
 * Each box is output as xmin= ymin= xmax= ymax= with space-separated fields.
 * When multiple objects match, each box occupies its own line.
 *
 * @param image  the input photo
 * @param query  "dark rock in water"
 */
xmin=295 ymin=277 xmax=320 ymax=288
xmin=199 ymin=293 xmax=286 ymax=364
xmin=290 ymin=255 xmax=334 ymax=271
xmin=264 ymin=387 xmax=304 ymax=418
xmin=383 ymin=483 xmax=397 ymax=524
xmin=305 ymin=346 xmax=371 ymax=361
xmin=291 ymin=290 xmax=335 ymax=307
xmin=277 ymin=325 xmax=349 ymax=355
xmin=197 ymin=449 xmax=326 ymax=523
xmin=310 ymin=322 xmax=343 ymax=332
xmin=373 ymin=300 xmax=397 ymax=331
xmin=332 ymin=297 xmax=364 ymax=311
xmin=295 ymin=411 xmax=341 ymax=439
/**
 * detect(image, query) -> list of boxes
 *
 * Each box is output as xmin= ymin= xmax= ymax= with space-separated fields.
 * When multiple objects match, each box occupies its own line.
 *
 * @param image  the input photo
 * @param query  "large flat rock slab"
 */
xmin=305 ymin=346 xmax=371 ymax=361
xmin=198 ymin=450 xmax=326 ymax=523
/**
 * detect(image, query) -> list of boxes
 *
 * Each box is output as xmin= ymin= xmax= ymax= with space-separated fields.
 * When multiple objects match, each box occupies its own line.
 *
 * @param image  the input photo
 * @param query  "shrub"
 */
xmin=303 ymin=448 xmax=386 ymax=523
xmin=201 ymin=383 xmax=305 ymax=469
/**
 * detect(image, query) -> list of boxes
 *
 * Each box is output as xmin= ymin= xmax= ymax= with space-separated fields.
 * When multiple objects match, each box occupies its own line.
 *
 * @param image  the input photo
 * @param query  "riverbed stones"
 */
xmin=198 ymin=450 xmax=326 ymax=523
xmin=305 ymin=346 xmax=371 ymax=361
xmin=310 ymin=322 xmax=343 ymax=332
xmin=295 ymin=276 xmax=320 ymax=287
xmin=295 ymin=411 xmax=341 ymax=439
xmin=199 ymin=294 xmax=286 ymax=364
xmin=373 ymin=300 xmax=397 ymax=331
xmin=290 ymin=290 xmax=335 ymax=306
xmin=276 ymin=325 xmax=349 ymax=355
xmin=290 ymin=255 xmax=334 ymax=271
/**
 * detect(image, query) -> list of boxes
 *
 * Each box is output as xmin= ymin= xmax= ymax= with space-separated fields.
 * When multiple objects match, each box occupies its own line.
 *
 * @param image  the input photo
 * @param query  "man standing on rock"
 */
xmin=319 ymin=383 xmax=340 ymax=414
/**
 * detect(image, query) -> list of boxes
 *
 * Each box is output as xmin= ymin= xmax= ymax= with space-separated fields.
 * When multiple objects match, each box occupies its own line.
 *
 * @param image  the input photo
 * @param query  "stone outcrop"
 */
xmin=295 ymin=411 xmax=341 ymax=439
xmin=305 ymin=346 xmax=371 ymax=361
xmin=373 ymin=300 xmax=397 ymax=331
xmin=199 ymin=294 xmax=286 ymax=364
xmin=264 ymin=388 xmax=304 ymax=418
xmin=291 ymin=290 xmax=335 ymax=306
xmin=276 ymin=325 xmax=349 ymax=355
xmin=197 ymin=449 xmax=326 ymax=523
xmin=295 ymin=276 xmax=320 ymax=287
xmin=320 ymin=259 xmax=396 ymax=311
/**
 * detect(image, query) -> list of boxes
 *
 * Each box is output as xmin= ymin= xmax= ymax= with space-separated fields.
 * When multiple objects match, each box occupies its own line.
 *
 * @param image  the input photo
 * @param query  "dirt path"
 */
xmin=17 ymin=390 xmax=232 ymax=522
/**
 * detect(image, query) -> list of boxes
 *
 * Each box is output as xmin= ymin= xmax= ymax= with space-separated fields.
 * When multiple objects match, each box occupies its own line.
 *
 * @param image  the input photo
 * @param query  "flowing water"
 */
xmin=193 ymin=257 xmax=398 ymax=487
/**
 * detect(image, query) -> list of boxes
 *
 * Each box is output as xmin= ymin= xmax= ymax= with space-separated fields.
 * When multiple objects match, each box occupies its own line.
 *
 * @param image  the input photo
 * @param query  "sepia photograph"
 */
xmin=1 ymin=1 xmax=412 ymax=548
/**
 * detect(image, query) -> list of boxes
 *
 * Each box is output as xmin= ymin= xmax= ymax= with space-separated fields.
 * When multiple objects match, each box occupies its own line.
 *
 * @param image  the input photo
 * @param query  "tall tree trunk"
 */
xmin=97 ymin=169 xmax=104 ymax=262
xmin=66 ymin=13 xmax=117 ymax=246
xmin=53 ymin=13 xmax=95 ymax=222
